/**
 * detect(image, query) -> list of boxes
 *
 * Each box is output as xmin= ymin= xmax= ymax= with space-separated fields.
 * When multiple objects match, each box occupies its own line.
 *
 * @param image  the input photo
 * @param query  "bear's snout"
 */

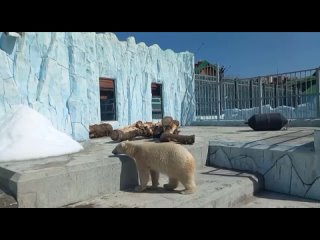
xmin=112 ymin=149 xmax=117 ymax=154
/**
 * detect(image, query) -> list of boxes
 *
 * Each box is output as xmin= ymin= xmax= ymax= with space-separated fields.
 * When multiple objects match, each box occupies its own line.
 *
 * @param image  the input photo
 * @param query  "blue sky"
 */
xmin=115 ymin=32 xmax=320 ymax=78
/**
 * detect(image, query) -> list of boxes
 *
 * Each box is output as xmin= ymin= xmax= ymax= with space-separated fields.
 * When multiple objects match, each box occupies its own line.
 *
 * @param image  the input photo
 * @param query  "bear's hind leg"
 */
xmin=180 ymin=176 xmax=196 ymax=195
xmin=150 ymin=170 xmax=160 ymax=189
xmin=164 ymin=178 xmax=178 ymax=190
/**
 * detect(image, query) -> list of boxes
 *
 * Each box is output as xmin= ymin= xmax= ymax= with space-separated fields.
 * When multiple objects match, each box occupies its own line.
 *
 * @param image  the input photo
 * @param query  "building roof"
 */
xmin=195 ymin=60 xmax=217 ymax=74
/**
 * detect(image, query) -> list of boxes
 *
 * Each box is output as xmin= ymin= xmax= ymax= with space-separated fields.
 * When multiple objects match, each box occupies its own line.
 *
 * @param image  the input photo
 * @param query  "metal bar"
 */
xmin=248 ymin=68 xmax=317 ymax=79
xmin=205 ymin=79 xmax=207 ymax=119
xmin=209 ymin=80 xmax=212 ymax=118
xmin=259 ymin=77 xmax=263 ymax=114
xmin=304 ymin=70 xmax=307 ymax=118
xmin=224 ymin=82 xmax=226 ymax=112
xmin=274 ymin=78 xmax=277 ymax=108
xmin=249 ymin=79 xmax=253 ymax=108
xmin=199 ymin=77 xmax=202 ymax=118
xmin=217 ymin=64 xmax=221 ymax=120
xmin=316 ymin=67 xmax=320 ymax=118
xmin=234 ymin=80 xmax=238 ymax=109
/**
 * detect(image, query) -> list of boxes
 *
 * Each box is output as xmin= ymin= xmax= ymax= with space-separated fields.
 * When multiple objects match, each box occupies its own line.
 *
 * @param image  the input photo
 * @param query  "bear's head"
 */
xmin=112 ymin=141 xmax=128 ymax=155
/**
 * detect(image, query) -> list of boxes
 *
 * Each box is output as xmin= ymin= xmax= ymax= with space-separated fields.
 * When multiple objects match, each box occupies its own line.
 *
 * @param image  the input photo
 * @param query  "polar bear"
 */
xmin=112 ymin=141 xmax=196 ymax=194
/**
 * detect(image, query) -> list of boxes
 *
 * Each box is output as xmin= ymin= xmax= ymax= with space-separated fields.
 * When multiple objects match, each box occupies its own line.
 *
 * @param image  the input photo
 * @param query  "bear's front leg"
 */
xmin=135 ymin=168 xmax=150 ymax=192
xmin=163 ymin=178 xmax=178 ymax=190
xmin=150 ymin=170 xmax=160 ymax=189
xmin=134 ymin=185 xmax=147 ymax=192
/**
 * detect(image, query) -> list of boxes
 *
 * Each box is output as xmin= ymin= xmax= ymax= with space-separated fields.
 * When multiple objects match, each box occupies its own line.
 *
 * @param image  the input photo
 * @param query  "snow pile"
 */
xmin=0 ymin=105 xmax=83 ymax=162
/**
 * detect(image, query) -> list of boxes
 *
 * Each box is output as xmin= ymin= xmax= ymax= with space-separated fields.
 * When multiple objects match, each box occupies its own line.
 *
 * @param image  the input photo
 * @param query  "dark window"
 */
xmin=151 ymin=83 xmax=163 ymax=119
xmin=100 ymin=78 xmax=116 ymax=121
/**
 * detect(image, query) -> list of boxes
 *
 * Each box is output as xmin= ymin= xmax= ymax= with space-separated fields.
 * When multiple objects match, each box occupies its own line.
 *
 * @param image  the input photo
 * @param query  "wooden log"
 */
xmin=135 ymin=121 xmax=144 ymax=129
xmin=110 ymin=120 xmax=163 ymax=142
xmin=110 ymin=117 xmax=182 ymax=142
xmin=162 ymin=116 xmax=178 ymax=134
xmin=134 ymin=121 xmax=163 ymax=138
xmin=144 ymin=122 xmax=163 ymax=137
xmin=165 ymin=123 xmax=178 ymax=134
xmin=110 ymin=127 xmax=144 ymax=142
xmin=173 ymin=129 xmax=180 ymax=135
xmin=151 ymin=122 xmax=164 ymax=138
xmin=141 ymin=122 xmax=154 ymax=137
xmin=160 ymin=133 xmax=195 ymax=145
xmin=162 ymin=116 xmax=174 ymax=127
xmin=160 ymin=116 xmax=194 ymax=144
xmin=173 ymin=120 xmax=180 ymax=127
xmin=89 ymin=123 xmax=113 ymax=138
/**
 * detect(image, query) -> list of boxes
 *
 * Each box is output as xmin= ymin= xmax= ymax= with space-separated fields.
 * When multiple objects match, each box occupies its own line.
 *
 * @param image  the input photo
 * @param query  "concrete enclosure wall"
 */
xmin=0 ymin=32 xmax=195 ymax=141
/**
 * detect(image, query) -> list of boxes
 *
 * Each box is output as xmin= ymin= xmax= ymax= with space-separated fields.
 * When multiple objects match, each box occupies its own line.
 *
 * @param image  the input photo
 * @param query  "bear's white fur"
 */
xmin=112 ymin=141 xmax=196 ymax=194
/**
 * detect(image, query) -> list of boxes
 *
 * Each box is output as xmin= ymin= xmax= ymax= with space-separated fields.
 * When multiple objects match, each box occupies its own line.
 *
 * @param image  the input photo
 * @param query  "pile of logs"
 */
xmin=159 ymin=117 xmax=195 ymax=145
xmin=89 ymin=116 xmax=195 ymax=145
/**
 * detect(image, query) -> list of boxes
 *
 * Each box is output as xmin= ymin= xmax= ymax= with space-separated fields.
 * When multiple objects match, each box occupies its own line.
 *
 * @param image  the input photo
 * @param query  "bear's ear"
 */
xmin=120 ymin=141 xmax=126 ymax=148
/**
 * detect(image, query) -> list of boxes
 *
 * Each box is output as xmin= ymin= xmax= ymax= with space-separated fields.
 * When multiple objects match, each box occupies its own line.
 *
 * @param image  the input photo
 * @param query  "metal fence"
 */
xmin=195 ymin=67 xmax=320 ymax=121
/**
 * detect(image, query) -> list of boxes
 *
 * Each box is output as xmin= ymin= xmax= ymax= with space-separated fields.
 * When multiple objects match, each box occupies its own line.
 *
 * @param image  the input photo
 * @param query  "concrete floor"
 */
xmin=67 ymin=126 xmax=320 ymax=208
xmin=1 ymin=126 xmax=319 ymax=208
xmin=182 ymin=126 xmax=318 ymax=152
xmin=236 ymin=191 xmax=320 ymax=208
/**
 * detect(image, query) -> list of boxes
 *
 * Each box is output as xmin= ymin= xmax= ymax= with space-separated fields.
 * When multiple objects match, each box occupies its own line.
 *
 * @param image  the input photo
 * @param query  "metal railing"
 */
xmin=195 ymin=67 xmax=320 ymax=121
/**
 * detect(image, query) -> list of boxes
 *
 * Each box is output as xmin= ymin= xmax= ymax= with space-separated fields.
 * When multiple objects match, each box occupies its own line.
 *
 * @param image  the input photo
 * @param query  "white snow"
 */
xmin=0 ymin=105 xmax=83 ymax=162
